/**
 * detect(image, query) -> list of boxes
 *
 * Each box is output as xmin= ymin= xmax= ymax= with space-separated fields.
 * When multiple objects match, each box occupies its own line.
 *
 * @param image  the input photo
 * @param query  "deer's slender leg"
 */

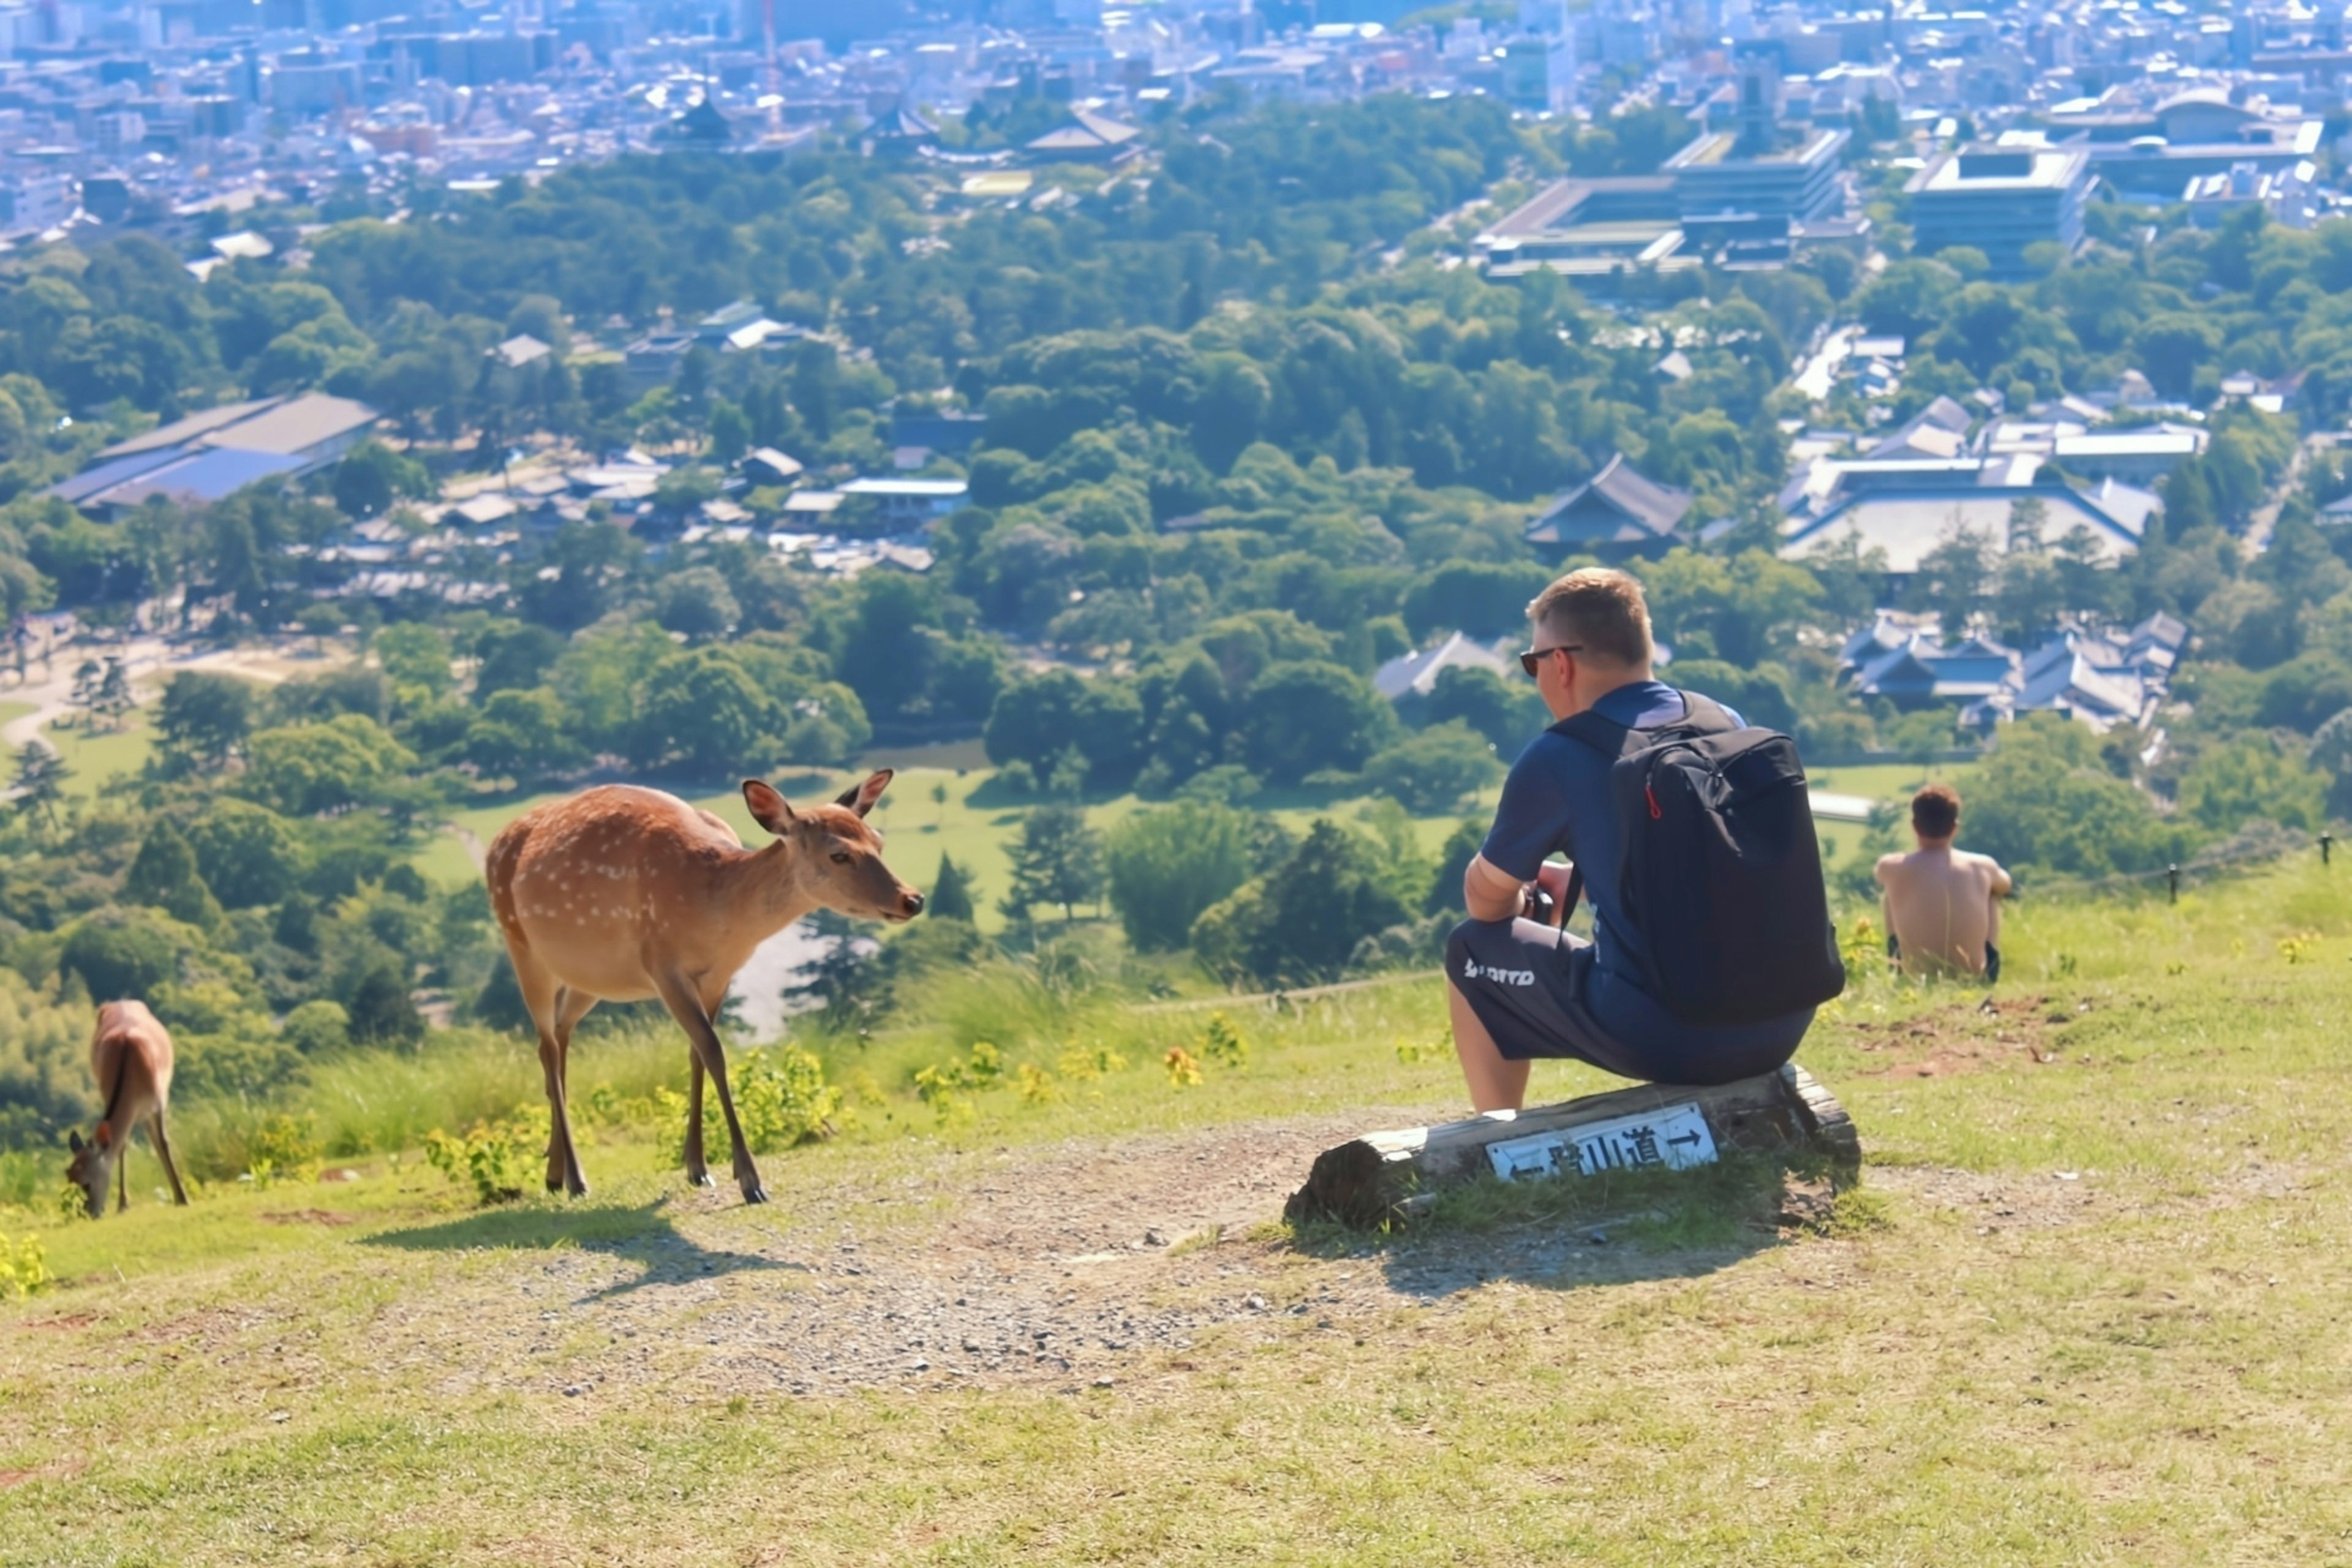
xmin=509 ymin=947 xmax=586 ymax=1197
xmin=150 ymin=1110 xmax=189 ymax=1206
xmin=116 ymin=1145 xmax=127 ymax=1214
xmin=684 ymin=1053 xmax=713 ymax=1186
xmin=655 ymin=973 xmax=765 ymax=1205
xmin=550 ymin=987 xmax=598 ymax=1195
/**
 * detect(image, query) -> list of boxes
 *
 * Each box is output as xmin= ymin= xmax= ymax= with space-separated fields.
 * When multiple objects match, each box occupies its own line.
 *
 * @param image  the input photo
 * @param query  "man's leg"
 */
xmin=1449 ymin=979 xmax=1532 ymax=1114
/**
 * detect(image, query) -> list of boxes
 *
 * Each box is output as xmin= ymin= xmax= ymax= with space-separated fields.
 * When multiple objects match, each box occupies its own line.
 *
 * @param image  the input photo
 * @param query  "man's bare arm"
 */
xmin=1463 ymin=853 xmax=1529 ymax=923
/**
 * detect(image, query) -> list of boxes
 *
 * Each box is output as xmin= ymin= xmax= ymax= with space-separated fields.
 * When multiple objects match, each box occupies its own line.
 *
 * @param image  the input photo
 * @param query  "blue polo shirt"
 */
xmin=1480 ymin=682 xmax=1812 ymax=1057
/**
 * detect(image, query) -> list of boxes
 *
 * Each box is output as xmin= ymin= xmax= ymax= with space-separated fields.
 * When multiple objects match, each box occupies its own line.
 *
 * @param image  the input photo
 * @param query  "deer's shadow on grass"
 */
xmin=364 ymin=1196 xmax=807 ymax=1303
xmin=1294 ymin=1154 xmax=1822 ymax=1302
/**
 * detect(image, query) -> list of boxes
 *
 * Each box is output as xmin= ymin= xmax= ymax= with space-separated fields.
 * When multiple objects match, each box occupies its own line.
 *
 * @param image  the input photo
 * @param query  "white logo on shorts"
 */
xmin=1463 ymin=957 xmax=1534 ymax=987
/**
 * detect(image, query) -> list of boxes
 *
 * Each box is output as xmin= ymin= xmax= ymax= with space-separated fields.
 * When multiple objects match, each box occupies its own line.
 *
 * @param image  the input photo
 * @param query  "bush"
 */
xmin=1104 ymin=801 xmax=1258 ymax=952
xmin=721 ymin=1047 xmax=842 ymax=1153
xmin=424 ymin=1104 xmax=548 ymax=1205
xmin=0 ymin=1232 xmax=52 ymax=1299
xmin=281 ymin=1000 xmax=351 ymax=1056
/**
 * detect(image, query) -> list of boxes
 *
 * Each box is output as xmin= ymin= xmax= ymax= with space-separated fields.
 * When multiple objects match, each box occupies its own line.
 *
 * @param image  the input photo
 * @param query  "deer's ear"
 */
xmin=742 ymin=779 xmax=796 ymax=835
xmin=834 ymin=769 xmax=894 ymax=818
xmin=68 ymin=1129 xmax=83 ymax=1153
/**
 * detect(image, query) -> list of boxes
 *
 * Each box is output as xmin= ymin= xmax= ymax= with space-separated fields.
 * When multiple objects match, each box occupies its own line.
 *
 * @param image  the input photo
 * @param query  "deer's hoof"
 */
xmin=687 ymin=1171 xmax=715 ymax=1188
xmin=741 ymin=1185 xmax=770 ymax=1206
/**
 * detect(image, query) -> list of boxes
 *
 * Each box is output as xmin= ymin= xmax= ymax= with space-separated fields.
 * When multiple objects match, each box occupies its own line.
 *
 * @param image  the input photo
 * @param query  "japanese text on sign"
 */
xmin=1485 ymin=1104 xmax=1719 ymax=1182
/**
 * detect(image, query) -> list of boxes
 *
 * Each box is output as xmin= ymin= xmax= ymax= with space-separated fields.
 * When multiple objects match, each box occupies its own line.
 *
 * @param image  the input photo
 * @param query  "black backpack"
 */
xmin=1556 ymin=692 xmax=1845 ymax=1027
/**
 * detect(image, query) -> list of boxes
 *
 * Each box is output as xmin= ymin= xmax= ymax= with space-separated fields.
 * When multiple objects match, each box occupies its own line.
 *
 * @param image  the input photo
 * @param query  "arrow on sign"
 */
xmin=1667 ymin=1131 xmax=1703 ymax=1148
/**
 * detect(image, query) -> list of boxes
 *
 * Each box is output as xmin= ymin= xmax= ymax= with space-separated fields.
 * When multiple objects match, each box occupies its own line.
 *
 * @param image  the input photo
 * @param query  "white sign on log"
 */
xmin=1485 ymin=1102 xmax=1719 ymax=1182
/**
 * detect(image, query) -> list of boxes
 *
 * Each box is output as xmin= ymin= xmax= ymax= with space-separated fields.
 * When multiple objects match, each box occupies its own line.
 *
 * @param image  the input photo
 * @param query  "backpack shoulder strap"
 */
xmin=1552 ymin=707 xmax=1648 ymax=761
xmin=1670 ymin=690 xmax=1740 ymax=734
xmin=1554 ymin=690 xmax=1737 ymax=756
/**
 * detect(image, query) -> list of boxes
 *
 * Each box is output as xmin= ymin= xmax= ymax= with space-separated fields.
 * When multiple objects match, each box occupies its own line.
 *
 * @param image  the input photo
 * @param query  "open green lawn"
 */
xmin=6 ymin=855 xmax=2352 ymax=1562
xmin=38 ymin=711 xmax=155 ymax=797
xmin=420 ymin=766 xmax=1483 ymax=932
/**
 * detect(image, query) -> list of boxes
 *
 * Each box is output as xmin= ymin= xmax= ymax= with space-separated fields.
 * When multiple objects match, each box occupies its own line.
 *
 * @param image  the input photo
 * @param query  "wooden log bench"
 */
xmin=1286 ymin=1063 xmax=1859 ymax=1231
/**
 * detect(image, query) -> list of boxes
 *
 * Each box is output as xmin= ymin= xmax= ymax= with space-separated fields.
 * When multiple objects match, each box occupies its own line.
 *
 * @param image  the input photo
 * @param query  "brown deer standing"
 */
xmin=66 ymin=1000 xmax=191 ymax=1218
xmin=486 ymin=773 xmax=921 ymax=1204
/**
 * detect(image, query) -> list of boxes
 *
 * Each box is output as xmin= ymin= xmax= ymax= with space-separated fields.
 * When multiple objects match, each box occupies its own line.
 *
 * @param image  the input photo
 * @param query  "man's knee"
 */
xmin=1442 ymin=918 xmax=1486 ymax=984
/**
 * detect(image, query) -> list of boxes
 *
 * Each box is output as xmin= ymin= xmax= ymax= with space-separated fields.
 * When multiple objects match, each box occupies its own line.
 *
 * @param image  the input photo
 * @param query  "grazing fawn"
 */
xmin=486 ymin=773 xmax=922 ymax=1204
xmin=66 ymin=1000 xmax=192 ymax=1218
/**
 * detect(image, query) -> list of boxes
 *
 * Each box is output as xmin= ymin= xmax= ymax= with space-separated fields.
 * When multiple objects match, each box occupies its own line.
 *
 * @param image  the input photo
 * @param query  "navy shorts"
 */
xmin=1446 ymin=916 xmax=1653 ymax=1079
xmin=1446 ymin=917 xmax=1807 ymax=1086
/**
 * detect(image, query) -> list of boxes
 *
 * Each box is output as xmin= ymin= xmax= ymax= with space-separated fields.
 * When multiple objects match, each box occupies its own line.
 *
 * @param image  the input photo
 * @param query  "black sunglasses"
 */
xmin=1518 ymin=643 xmax=1583 ymax=679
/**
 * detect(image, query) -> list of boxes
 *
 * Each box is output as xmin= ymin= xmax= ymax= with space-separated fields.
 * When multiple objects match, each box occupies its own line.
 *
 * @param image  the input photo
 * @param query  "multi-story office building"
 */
xmin=1906 ymin=145 xmax=2090 ymax=280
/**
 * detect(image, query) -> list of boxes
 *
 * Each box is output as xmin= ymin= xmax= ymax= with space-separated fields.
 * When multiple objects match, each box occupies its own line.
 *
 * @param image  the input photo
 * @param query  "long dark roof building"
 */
xmin=1523 ymin=452 xmax=1695 ymax=554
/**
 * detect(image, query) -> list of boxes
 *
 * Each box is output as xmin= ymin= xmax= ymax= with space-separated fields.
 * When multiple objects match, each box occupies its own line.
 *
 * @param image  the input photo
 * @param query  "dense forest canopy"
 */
xmin=7 ymin=92 xmax=2352 ymax=1145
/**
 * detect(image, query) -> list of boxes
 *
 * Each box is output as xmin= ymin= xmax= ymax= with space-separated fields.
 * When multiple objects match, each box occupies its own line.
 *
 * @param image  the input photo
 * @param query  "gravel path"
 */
xmin=326 ymin=1109 xmax=2031 ymax=1403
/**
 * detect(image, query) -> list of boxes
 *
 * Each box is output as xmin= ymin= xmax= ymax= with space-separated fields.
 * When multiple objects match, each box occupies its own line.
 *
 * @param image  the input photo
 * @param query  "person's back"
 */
xmin=1444 ymin=566 xmax=1818 ymax=1112
xmin=1875 ymin=783 xmax=2011 ymax=979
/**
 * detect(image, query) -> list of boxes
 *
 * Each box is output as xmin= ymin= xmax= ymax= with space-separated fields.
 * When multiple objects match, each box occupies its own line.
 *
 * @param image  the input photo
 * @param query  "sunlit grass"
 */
xmin=8 ymin=853 xmax=2352 ymax=1563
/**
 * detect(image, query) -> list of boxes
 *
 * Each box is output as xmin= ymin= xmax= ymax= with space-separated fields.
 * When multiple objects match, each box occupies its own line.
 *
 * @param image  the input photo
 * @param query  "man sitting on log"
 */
xmin=1875 ymin=783 xmax=2011 ymax=981
xmin=1446 ymin=567 xmax=1834 ymax=1112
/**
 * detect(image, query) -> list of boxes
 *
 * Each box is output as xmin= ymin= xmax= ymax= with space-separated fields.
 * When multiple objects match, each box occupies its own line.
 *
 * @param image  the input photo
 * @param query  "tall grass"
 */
xmin=160 ymin=1022 xmax=690 ymax=1183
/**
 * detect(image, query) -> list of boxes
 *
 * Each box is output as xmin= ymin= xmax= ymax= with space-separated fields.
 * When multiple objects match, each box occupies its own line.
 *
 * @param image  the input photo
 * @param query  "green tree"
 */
xmin=1363 ymin=722 xmax=1501 ymax=813
xmin=1905 ymin=527 xmax=1994 ymax=641
xmin=122 ymin=821 xmax=227 ymax=930
xmin=927 ymin=851 xmax=976 ymax=923
xmin=59 ymin=908 xmax=188 ymax=1001
xmin=156 ymin=671 xmax=255 ymax=771
xmin=239 ymin=714 xmax=417 ymax=816
xmin=1189 ymin=820 xmax=1409 ymax=987
xmin=345 ymin=952 xmax=424 ymax=1046
xmin=462 ymin=687 xmax=586 ymax=782
xmin=2179 ymin=734 xmax=2328 ymax=834
xmin=372 ymin=623 xmax=453 ymax=698
xmin=630 ymin=647 xmax=783 ymax=776
xmin=1104 ymin=801 xmax=1257 ymax=952
xmin=280 ymin=999 xmax=350 ymax=1055
xmin=184 ymin=799 xmax=304 ymax=908
xmin=1424 ymin=820 xmax=1486 ymax=914
xmin=331 ymin=440 xmax=429 ymax=518
xmin=8 ymin=742 xmax=70 ymax=835
xmin=1001 ymin=805 xmax=1107 ymax=922
xmin=1960 ymin=715 xmax=2180 ymax=878
xmin=654 ymin=567 xmax=742 ymax=641
xmin=1239 ymin=662 xmax=1396 ymax=786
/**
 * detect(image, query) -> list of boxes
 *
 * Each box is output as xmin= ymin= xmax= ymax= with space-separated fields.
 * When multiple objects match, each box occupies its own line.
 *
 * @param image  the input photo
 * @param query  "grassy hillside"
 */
xmin=4 ymin=852 xmax=2350 ymax=1563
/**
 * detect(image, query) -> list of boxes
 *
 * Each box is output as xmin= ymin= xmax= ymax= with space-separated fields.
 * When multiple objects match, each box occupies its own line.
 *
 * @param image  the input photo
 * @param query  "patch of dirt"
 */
xmin=1847 ymin=995 xmax=2078 ymax=1078
xmin=12 ymin=1312 xmax=97 ymax=1331
xmin=0 ymin=1459 xmax=86 ymax=1490
xmin=1874 ymin=1164 xmax=2105 ymax=1231
xmin=358 ymin=1107 xmax=1828 ymax=1403
xmin=259 ymin=1210 xmax=358 ymax=1226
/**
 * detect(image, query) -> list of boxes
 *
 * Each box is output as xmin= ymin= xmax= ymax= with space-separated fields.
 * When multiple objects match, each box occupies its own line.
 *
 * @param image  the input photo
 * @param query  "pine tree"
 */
xmin=123 ymin=822 xmax=226 ymax=930
xmin=347 ymin=955 xmax=424 ymax=1046
xmin=1001 ymin=805 xmax=1107 ymax=923
xmin=9 ymin=742 xmax=70 ymax=835
xmin=929 ymin=852 xmax=976 ymax=923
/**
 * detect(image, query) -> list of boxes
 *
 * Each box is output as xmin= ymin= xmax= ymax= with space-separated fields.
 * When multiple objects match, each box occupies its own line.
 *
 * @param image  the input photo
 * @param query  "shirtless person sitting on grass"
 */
xmin=1875 ymin=783 xmax=2011 ymax=982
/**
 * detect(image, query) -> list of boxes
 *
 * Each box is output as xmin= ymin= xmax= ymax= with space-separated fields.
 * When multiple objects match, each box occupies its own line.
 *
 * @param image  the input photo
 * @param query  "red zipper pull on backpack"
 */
xmin=1645 ymin=783 xmax=1662 ymax=820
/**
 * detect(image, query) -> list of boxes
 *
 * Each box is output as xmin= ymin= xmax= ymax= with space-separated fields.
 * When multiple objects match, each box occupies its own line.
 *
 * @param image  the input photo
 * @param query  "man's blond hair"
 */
xmin=1528 ymin=567 xmax=1652 ymax=668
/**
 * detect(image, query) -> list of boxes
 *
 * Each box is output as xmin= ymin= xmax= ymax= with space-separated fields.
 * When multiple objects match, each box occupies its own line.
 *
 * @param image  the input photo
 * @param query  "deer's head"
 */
xmin=65 ymin=1123 xmax=115 ymax=1219
xmin=744 ymin=772 xmax=924 ymax=923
